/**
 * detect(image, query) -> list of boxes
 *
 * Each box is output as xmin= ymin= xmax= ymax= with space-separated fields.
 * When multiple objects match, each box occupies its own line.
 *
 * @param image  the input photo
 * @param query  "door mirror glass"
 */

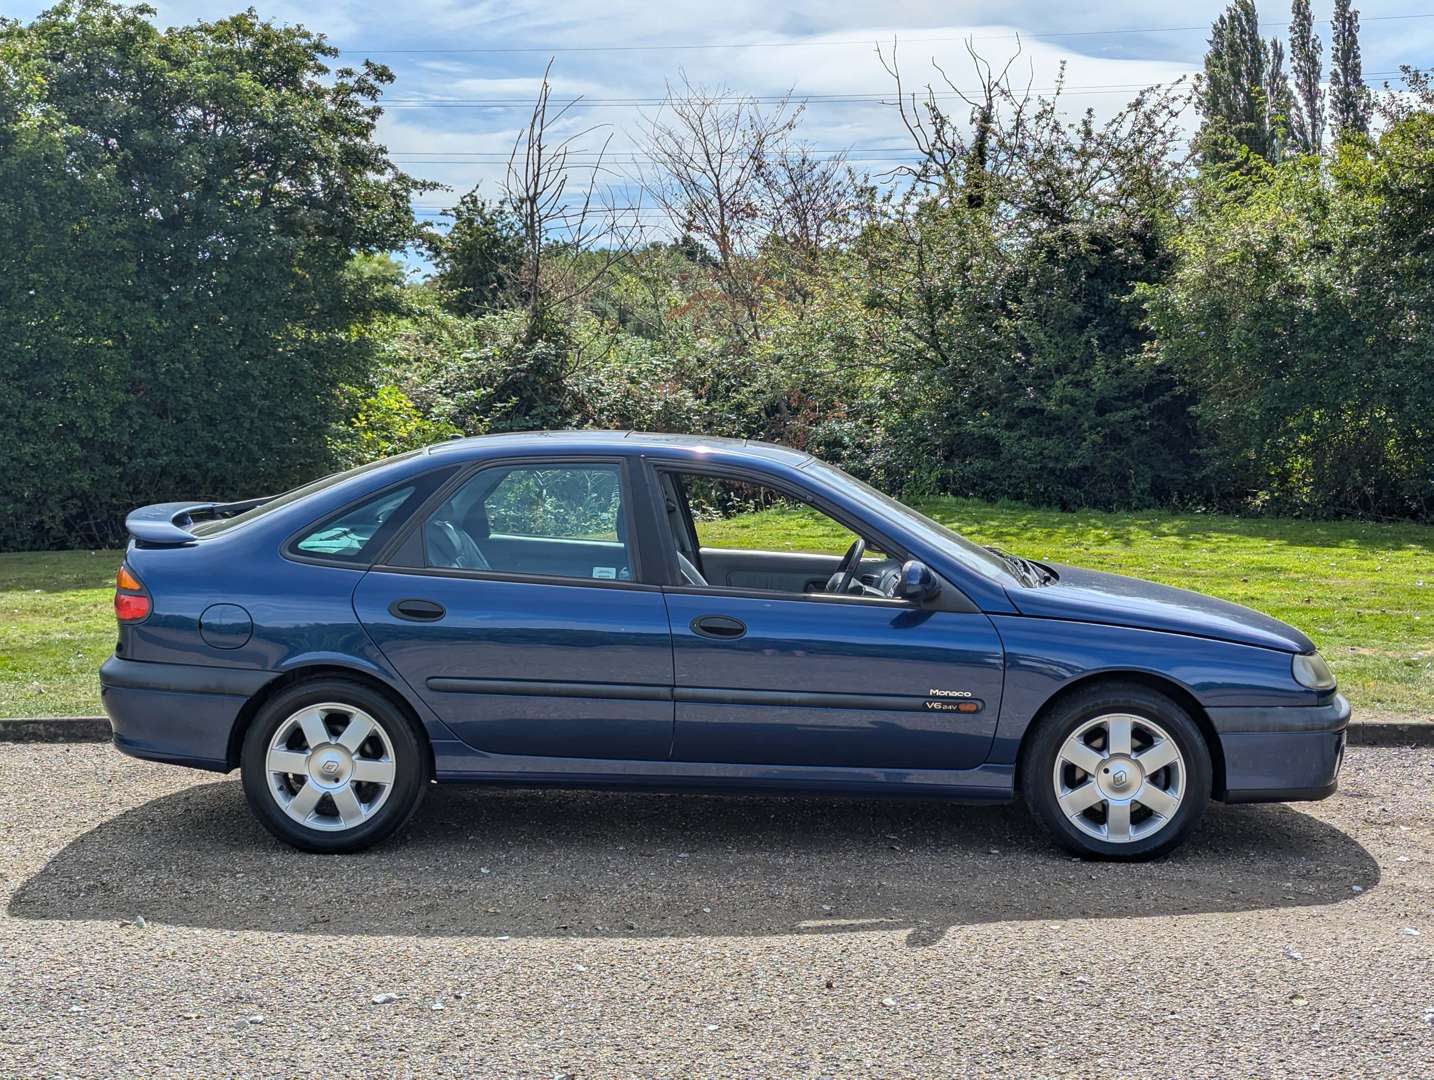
xmin=895 ymin=560 xmax=941 ymax=603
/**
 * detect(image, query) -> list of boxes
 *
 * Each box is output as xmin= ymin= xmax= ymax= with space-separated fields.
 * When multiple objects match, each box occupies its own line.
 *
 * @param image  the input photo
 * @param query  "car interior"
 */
xmin=377 ymin=461 xmax=905 ymax=597
xmin=424 ymin=464 xmax=633 ymax=581
xmin=656 ymin=471 xmax=904 ymax=598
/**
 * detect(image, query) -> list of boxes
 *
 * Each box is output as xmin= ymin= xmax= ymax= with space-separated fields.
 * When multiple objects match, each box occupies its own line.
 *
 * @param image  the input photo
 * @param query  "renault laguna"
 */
xmin=101 ymin=432 xmax=1349 ymax=859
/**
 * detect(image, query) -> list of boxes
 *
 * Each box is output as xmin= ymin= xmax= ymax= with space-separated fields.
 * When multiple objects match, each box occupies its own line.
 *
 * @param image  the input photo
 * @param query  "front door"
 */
xmin=354 ymin=459 xmax=675 ymax=761
xmin=652 ymin=466 xmax=1004 ymax=770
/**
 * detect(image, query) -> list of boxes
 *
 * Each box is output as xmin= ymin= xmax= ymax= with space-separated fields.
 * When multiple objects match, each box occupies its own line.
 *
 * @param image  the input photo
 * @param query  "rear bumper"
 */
xmin=1209 ymin=694 xmax=1351 ymax=803
xmin=100 ymin=656 xmax=272 ymax=772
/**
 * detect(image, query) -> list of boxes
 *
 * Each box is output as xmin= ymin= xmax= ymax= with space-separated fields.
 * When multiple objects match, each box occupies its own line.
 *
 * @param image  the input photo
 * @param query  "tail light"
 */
xmin=115 ymin=565 xmax=151 ymax=622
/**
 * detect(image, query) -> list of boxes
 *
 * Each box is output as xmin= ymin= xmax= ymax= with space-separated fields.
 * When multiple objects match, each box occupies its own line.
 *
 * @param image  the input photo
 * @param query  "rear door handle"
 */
xmin=391 ymin=598 xmax=446 ymax=621
xmin=691 ymin=614 xmax=747 ymax=640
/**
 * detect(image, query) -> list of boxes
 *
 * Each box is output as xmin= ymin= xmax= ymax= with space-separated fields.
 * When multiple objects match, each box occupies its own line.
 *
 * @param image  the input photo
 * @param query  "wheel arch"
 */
xmin=1014 ymin=670 xmax=1227 ymax=798
xmin=227 ymin=663 xmax=435 ymax=777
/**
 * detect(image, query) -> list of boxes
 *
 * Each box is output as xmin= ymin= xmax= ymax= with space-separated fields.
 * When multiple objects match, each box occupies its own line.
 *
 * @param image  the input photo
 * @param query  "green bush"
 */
xmin=1146 ymin=131 xmax=1434 ymax=519
xmin=0 ymin=2 xmax=426 ymax=550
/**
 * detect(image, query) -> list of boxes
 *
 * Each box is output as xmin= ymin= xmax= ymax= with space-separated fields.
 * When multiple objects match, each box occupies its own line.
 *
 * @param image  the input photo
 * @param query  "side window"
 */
xmin=683 ymin=477 xmax=865 ymax=556
xmin=425 ymin=463 xmax=634 ymax=581
xmin=663 ymin=472 xmax=895 ymax=595
xmin=293 ymin=485 xmax=417 ymax=562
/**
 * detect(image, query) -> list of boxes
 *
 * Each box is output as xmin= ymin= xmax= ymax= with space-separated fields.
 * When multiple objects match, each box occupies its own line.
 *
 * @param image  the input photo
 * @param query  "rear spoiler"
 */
xmin=124 ymin=497 xmax=272 ymax=547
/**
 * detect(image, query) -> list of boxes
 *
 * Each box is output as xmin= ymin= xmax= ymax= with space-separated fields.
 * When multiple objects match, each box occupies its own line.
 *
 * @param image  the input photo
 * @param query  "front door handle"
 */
xmin=691 ymin=614 xmax=747 ymax=640
xmin=391 ymin=598 xmax=446 ymax=621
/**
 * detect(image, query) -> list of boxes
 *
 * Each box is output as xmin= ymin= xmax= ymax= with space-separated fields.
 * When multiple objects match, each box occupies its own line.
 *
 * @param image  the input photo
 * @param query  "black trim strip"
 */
xmin=1207 ymin=694 xmax=1351 ymax=734
xmin=678 ymin=687 xmax=982 ymax=712
xmin=424 ymin=675 xmax=983 ymax=714
xmin=370 ymin=563 xmax=663 ymax=592
xmin=99 ymin=656 xmax=273 ymax=697
xmin=427 ymin=677 xmax=671 ymax=701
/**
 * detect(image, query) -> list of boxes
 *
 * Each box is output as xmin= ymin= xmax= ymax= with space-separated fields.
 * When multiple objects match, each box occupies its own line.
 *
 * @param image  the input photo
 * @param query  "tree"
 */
xmin=1329 ymin=0 xmax=1372 ymax=139
xmin=1288 ymin=0 xmax=1325 ymax=154
xmin=1265 ymin=37 xmax=1297 ymax=160
xmin=1146 ymin=134 xmax=1434 ymax=519
xmin=1198 ymin=0 xmax=1271 ymax=162
xmin=642 ymin=76 xmax=800 ymax=343
xmin=426 ymin=191 xmax=524 ymax=315
xmin=0 ymin=0 xmax=428 ymax=549
xmin=504 ymin=62 xmax=637 ymax=343
xmin=860 ymin=47 xmax=1198 ymax=508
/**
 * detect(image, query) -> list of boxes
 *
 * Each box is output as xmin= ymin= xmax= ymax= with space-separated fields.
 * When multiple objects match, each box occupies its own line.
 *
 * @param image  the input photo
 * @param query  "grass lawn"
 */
xmin=2 ymin=498 xmax=1431 ymax=719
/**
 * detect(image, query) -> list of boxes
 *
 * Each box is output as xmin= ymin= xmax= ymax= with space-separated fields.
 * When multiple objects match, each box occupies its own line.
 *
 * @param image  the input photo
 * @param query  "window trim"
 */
xmin=375 ymin=454 xmax=654 ymax=589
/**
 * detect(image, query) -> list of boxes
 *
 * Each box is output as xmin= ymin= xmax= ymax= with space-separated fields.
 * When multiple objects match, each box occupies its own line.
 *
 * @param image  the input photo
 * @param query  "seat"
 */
xmin=675 ymin=550 xmax=708 ymax=587
xmin=426 ymin=519 xmax=491 ymax=571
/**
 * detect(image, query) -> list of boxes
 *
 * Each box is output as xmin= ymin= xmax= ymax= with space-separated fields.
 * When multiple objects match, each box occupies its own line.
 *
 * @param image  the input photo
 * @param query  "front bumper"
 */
xmin=1208 ymin=694 xmax=1351 ymax=803
xmin=100 ymin=656 xmax=273 ymax=772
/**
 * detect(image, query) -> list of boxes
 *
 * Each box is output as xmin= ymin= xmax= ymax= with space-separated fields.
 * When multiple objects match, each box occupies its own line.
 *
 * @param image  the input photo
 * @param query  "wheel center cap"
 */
xmin=308 ymin=747 xmax=353 ymax=788
xmin=1097 ymin=754 xmax=1142 ymax=798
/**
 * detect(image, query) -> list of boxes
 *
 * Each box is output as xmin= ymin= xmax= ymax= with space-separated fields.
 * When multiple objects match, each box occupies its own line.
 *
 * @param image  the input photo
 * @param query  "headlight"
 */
xmin=1292 ymin=651 xmax=1336 ymax=690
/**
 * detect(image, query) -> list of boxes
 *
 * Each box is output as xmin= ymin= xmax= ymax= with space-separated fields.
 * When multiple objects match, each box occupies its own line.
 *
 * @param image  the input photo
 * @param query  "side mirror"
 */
xmin=895 ymin=559 xmax=941 ymax=604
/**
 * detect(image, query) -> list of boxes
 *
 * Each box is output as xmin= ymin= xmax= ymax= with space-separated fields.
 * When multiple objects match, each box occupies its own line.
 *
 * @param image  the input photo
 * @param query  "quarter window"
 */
xmin=293 ymin=485 xmax=418 ymax=562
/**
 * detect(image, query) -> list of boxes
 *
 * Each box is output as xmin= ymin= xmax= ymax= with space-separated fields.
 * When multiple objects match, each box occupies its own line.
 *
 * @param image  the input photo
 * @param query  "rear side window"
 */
xmin=288 ymin=466 xmax=458 ymax=565
xmin=423 ymin=463 xmax=633 ymax=580
xmin=485 ymin=465 xmax=623 ymax=540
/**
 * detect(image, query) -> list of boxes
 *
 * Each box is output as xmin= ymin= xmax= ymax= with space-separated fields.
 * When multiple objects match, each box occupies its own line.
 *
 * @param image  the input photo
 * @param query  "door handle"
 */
xmin=390 ymin=598 xmax=446 ymax=621
xmin=691 ymin=614 xmax=747 ymax=640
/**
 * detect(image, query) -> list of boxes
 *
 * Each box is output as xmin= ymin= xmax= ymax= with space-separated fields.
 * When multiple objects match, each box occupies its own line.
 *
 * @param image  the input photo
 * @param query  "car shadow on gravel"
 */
xmin=8 ymin=781 xmax=1380 ymax=946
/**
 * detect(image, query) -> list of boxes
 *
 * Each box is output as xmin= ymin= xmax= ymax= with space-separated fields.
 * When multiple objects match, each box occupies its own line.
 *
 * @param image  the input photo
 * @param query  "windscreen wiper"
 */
xmin=985 ymin=546 xmax=1055 ymax=587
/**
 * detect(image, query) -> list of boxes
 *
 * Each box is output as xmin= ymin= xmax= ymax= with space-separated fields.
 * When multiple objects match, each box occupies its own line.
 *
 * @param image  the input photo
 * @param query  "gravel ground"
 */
xmin=0 ymin=743 xmax=1430 ymax=1078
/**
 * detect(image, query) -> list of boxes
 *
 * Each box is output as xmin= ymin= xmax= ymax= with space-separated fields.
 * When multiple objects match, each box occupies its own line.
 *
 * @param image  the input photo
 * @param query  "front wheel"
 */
xmin=241 ymin=679 xmax=428 ymax=853
xmin=1022 ymin=684 xmax=1212 ymax=861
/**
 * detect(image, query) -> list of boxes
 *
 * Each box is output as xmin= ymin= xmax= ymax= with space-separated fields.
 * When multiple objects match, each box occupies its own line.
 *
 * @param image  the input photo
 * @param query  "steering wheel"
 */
xmin=827 ymin=537 xmax=866 ymax=595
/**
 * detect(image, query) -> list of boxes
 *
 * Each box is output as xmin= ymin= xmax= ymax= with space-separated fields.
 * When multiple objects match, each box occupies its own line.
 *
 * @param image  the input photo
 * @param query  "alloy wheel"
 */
xmin=1052 ymin=712 xmax=1186 ymax=843
xmin=265 ymin=702 xmax=397 ymax=832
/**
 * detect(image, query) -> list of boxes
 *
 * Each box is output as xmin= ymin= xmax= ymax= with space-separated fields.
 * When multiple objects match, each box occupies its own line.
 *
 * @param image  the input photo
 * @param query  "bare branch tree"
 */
xmin=640 ymin=74 xmax=800 ymax=341
xmin=878 ymin=37 xmax=1031 ymax=202
xmin=503 ymin=59 xmax=641 ymax=347
xmin=879 ymin=39 xmax=1191 ymax=225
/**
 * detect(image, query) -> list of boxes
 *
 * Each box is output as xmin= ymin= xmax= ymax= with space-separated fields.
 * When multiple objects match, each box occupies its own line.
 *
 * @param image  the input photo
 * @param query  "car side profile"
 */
xmin=100 ymin=432 xmax=1350 ymax=859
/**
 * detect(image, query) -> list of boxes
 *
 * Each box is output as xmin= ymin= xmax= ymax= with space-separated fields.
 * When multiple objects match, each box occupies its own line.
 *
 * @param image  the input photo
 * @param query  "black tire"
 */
xmin=241 ymin=678 xmax=428 ymax=854
xmin=1021 ymin=682 xmax=1212 ymax=861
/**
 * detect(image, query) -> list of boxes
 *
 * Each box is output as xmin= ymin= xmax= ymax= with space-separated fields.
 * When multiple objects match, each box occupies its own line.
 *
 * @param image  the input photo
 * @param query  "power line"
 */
xmin=337 ymin=12 xmax=1434 ymax=54
xmin=373 ymin=68 xmax=1419 ymax=109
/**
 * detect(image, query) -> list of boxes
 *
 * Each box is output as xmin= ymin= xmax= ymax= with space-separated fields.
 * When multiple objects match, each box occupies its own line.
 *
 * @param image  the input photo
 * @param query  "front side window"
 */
xmin=425 ymin=463 xmax=633 ymax=581
xmin=658 ymin=471 xmax=900 ymax=597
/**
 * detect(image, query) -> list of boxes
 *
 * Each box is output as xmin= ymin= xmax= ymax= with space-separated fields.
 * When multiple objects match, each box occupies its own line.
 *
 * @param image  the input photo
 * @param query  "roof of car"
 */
xmin=426 ymin=430 xmax=815 ymax=468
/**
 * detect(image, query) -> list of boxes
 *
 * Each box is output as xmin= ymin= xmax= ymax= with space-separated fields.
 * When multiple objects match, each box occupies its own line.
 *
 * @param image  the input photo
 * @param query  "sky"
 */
xmin=8 ymin=0 xmax=1432 ymax=263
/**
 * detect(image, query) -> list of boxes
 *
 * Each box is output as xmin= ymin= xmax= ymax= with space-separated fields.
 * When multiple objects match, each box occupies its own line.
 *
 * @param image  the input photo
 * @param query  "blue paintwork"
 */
xmin=1011 ymin=563 xmax=1316 ymax=653
xmin=100 ymin=431 xmax=1348 ymax=804
xmin=662 ymin=592 xmax=1002 ymax=769
xmin=354 ymin=570 xmax=674 ymax=760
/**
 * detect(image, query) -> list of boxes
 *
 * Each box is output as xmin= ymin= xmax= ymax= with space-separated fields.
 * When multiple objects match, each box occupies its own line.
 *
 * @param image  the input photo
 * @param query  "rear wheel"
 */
xmin=1022 ymin=683 xmax=1211 ymax=861
xmin=241 ymin=679 xmax=427 ymax=853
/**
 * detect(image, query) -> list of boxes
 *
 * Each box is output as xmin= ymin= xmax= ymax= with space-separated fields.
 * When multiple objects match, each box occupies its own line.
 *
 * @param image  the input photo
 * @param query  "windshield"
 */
xmin=803 ymin=462 xmax=1018 ymax=584
xmin=189 ymin=451 xmax=424 ymax=537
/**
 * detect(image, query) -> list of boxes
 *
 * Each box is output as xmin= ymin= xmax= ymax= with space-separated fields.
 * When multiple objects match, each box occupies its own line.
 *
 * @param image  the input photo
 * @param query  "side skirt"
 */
xmin=430 ymin=739 xmax=1015 ymax=801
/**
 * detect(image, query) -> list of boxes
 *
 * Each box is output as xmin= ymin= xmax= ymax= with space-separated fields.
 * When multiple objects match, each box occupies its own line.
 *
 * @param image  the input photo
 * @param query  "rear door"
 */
xmin=354 ymin=458 xmax=676 ymax=761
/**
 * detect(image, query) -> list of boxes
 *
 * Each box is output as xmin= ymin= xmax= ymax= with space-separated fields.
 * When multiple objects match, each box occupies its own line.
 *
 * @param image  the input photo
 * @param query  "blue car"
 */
xmin=101 ymin=432 xmax=1349 ymax=859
